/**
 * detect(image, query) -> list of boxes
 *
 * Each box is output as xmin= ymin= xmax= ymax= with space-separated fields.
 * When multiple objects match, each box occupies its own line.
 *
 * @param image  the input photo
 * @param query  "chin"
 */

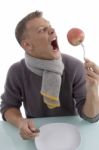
xmin=39 ymin=50 xmax=61 ymax=60
xmin=51 ymin=51 xmax=61 ymax=59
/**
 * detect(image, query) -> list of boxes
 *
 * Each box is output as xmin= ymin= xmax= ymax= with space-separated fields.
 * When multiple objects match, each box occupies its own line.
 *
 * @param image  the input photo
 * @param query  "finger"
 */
xmin=28 ymin=119 xmax=36 ymax=132
xmin=84 ymin=58 xmax=95 ymax=64
xmin=85 ymin=63 xmax=99 ymax=75
xmin=28 ymin=119 xmax=40 ymax=133
xmin=19 ymin=119 xmax=40 ymax=140
xmin=85 ymin=60 xmax=95 ymax=68
xmin=20 ymin=125 xmax=35 ymax=138
xmin=20 ymin=128 xmax=39 ymax=139
xmin=84 ymin=58 xmax=90 ymax=63
xmin=86 ymin=69 xmax=97 ymax=78
xmin=23 ymin=125 xmax=40 ymax=137
xmin=20 ymin=129 xmax=31 ymax=138
xmin=20 ymin=132 xmax=35 ymax=140
xmin=86 ymin=71 xmax=99 ymax=85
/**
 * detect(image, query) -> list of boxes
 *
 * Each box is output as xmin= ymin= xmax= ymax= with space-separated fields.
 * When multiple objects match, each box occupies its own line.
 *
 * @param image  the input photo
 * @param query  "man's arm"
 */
xmin=4 ymin=108 xmax=39 ymax=139
xmin=4 ymin=108 xmax=23 ymax=128
xmin=83 ymin=87 xmax=99 ymax=118
xmin=82 ymin=59 xmax=99 ymax=120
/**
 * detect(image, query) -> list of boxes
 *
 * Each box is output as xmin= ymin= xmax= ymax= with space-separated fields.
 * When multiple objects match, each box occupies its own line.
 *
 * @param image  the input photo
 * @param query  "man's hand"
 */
xmin=84 ymin=58 xmax=99 ymax=93
xmin=4 ymin=108 xmax=40 ymax=140
xmin=19 ymin=118 xmax=40 ymax=140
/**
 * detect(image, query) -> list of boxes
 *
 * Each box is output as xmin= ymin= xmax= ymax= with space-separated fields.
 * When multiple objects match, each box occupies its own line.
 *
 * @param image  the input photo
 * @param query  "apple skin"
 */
xmin=67 ymin=28 xmax=85 ymax=46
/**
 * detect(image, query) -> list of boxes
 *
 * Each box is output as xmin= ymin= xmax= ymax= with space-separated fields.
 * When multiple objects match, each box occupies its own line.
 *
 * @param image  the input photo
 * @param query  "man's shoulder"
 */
xmin=10 ymin=59 xmax=25 ymax=69
xmin=62 ymin=53 xmax=82 ymax=64
xmin=61 ymin=53 xmax=84 ymax=73
xmin=7 ymin=59 xmax=26 ymax=75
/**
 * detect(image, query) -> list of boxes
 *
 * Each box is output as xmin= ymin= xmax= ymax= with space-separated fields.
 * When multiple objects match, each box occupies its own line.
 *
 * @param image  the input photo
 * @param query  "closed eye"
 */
xmin=38 ymin=27 xmax=48 ymax=33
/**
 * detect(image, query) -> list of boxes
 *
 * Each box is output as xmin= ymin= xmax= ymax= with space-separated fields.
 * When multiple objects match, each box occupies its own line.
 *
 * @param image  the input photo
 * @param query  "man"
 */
xmin=0 ymin=10 xmax=99 ymax=140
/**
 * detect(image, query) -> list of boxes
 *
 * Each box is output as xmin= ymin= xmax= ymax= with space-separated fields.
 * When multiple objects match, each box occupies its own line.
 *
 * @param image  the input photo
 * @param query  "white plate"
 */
xmin=35 ymin=123 xmax=81 ymax=150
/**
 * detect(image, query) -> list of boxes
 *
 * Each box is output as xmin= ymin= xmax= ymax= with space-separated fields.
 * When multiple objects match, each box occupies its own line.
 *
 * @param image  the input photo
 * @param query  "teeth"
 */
xmin=51 ymin=37 xmax=56 ymax=41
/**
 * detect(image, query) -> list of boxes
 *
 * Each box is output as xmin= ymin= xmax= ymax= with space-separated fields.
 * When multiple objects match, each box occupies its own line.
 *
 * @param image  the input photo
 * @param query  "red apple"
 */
xmin=67 ymin=28 xmax=85 ymax=46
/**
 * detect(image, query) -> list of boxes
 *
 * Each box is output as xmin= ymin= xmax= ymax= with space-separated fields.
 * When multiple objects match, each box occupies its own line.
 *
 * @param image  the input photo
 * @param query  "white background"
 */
xmin=0 ymin=0 xmax=99 ymax=119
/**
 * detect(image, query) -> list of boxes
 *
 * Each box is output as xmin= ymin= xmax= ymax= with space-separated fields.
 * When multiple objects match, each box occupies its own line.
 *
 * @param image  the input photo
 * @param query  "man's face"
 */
xmin=22 ymin=17 xmax=61 ymax=59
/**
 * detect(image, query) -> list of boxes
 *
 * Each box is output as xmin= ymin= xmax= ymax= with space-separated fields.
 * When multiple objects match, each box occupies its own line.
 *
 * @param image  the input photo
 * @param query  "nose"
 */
xmin=48 ymin=27 xmax=55 ymax=35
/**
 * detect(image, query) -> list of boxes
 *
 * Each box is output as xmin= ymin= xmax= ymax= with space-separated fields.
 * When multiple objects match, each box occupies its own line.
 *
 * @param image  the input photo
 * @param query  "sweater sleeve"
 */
xmin=72 ymin=59 xmax=99 ymax=122
xmin=0 ymin=63 xmax=22 ymax=120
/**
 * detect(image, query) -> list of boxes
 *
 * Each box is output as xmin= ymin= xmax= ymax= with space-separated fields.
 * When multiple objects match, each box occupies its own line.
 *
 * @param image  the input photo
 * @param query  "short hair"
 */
xmin=15 ymin=10 xmax=42 ymax=45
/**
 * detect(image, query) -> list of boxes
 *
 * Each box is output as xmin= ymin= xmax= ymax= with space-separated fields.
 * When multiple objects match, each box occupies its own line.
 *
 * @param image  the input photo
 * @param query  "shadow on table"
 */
xmin=1 ymin=122 xmax=36 ymax=150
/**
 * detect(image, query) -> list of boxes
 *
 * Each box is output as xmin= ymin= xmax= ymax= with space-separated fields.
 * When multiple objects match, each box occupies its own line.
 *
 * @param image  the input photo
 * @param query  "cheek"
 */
xmin=38 ymin=39 xmax=48 ymax=48
xmin=38 ymin=35 xmax=49 ymax=45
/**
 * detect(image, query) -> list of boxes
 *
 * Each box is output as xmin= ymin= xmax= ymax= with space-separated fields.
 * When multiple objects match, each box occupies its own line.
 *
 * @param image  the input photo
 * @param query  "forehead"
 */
xmin=26 ymin=17 xmax=50 ymax=30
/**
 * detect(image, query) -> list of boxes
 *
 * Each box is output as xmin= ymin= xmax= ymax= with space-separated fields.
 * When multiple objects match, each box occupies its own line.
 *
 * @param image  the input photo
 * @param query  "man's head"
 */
xmin=15 ymin=10 xmax=61 ymax=60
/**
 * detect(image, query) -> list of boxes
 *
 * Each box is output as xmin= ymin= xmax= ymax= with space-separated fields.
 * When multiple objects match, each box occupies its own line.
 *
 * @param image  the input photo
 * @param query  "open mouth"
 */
xmin=51 ymin=39 xmax=59 ymax=51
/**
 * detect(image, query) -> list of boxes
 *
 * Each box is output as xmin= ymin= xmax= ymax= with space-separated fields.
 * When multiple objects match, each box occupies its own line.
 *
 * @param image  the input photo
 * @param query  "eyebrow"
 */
xmin=37 ymin=20 xmax=51 ymax=28
xmin=38 ymin=22 xmax=51 ymax=28
xmin=36 ymin=24 xmax=51 ymax=32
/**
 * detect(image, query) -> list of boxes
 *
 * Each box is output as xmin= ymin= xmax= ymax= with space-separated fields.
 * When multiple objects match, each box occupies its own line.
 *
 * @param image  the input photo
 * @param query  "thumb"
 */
xmin=28 ymin=119 xmax=36 ymax=131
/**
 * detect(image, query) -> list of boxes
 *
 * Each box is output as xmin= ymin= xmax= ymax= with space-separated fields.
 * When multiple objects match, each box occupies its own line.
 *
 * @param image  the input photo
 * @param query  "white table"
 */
xmin=0 ymin=116 xmax=99 ymax=150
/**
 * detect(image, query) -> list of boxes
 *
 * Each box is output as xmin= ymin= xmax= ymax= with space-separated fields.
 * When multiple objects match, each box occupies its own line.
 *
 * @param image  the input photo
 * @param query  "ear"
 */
xmin=21 ymin=40 xmax=33 ymax=53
